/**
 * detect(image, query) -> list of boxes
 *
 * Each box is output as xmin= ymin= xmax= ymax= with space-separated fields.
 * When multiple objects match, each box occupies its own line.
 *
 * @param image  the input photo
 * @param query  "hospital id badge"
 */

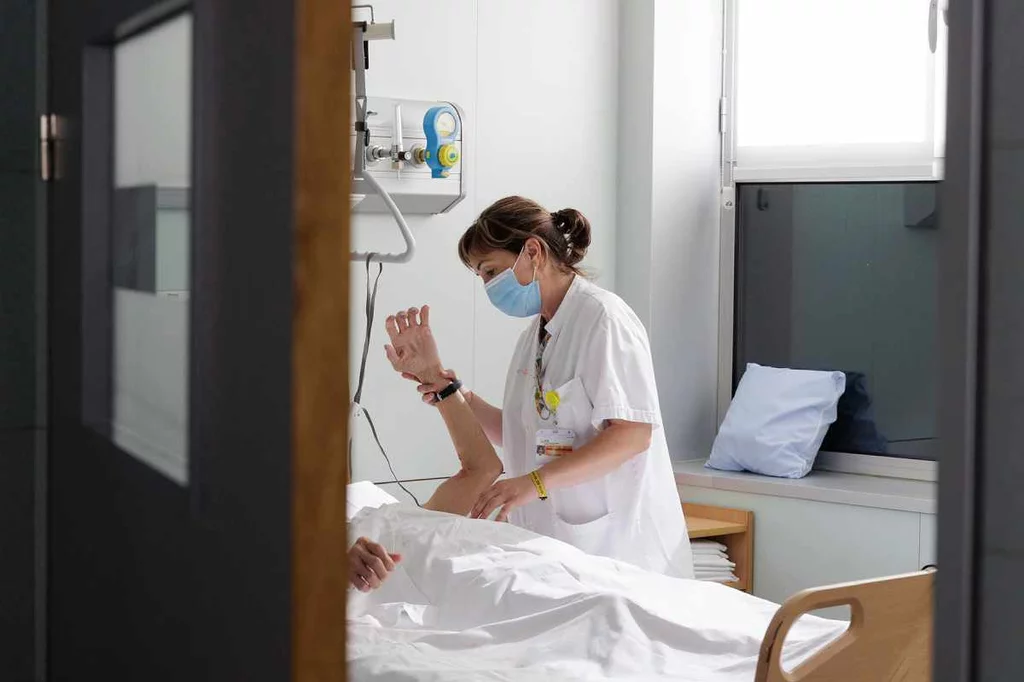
xmin=536 ymin=428 xmax=575 ymax=459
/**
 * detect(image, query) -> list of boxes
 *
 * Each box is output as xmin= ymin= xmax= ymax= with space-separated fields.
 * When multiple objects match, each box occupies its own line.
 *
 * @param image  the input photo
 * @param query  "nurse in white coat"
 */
xmin=393 ymin=195 xmax=694 ymax=579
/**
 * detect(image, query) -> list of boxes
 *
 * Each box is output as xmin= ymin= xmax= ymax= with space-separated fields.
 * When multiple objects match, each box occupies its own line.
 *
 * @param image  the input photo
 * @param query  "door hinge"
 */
xmin=719 ymin=97 xmax=729 ymax=135
xmin=39 ymin=114 xmax=65 ymax=182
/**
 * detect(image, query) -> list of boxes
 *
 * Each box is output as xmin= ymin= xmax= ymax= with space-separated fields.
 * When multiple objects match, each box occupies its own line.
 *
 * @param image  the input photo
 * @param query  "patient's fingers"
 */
xmin=407 ymin=307 xmax=420 ymax=327
xmin=361 ymin=567 xmax=382 ymax=590
xmin=365 ymin=540 xmax=396 ymax=571
xmin=421 ymin=305 xmax=431 ymax=327
xmin=385 ymin=345 xmax=400 ymax=367
xmin=355 ymin=549 xmax=385 ymax=587
xmin=385 ymin=316 xmax=400 ymax=344
xmin=395 ymin=310 xmax=410 ymax=332
xmin=495 ymin=504 xmax=513 ymax=523
xmin=357 ymin=544 xmax=391 ymax=581
xmin=368 ymin=556 xmax=388 ymax=581
xmin=351 ymin=562 xmax=374 ymax=592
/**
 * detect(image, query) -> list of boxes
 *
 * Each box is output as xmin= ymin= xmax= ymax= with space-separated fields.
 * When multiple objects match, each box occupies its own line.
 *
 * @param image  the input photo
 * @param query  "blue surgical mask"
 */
xmin=484 ymin=249 xmax=542 ymax=318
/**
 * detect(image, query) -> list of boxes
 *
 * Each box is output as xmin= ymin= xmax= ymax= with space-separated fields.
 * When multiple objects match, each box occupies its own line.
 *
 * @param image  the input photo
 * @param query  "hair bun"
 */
xmin=551 ymin=208 xmax=592 ymax=266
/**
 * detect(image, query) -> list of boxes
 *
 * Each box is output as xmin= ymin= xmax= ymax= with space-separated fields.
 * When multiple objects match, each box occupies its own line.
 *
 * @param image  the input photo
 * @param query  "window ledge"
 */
xmin=674 ymin=459 xmax=936 ymax=515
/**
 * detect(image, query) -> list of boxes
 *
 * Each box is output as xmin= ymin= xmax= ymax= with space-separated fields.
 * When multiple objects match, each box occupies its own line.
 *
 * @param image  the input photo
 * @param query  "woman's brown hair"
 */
xmin=457 ymin=196 xmax=592 ymax=273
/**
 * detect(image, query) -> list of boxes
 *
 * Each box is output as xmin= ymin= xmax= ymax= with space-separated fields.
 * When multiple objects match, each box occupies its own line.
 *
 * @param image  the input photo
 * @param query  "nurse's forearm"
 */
xmin=537 ymin=420 xmax=653 ymax=491
xmin=464 ymin=391 xmax=503 ymax=447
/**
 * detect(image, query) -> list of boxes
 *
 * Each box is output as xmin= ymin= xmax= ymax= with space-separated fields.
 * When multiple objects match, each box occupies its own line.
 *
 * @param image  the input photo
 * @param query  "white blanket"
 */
xmin=347 ymin=504 xmax=845 ymax=681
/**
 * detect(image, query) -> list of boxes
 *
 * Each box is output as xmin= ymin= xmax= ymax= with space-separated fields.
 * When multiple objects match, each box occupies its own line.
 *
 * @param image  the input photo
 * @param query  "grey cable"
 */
xmin=350 ymin=255 xmax=422 ymax=507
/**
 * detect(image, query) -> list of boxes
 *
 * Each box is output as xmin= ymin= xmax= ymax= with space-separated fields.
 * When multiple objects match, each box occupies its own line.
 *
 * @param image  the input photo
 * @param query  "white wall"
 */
xmin=616 ymin=0 xmax=723 ymax=462
xmin=349 ymin=0 xmax=620 ymax=489
xmin=615 ymin=0 xmax=655 ymax=327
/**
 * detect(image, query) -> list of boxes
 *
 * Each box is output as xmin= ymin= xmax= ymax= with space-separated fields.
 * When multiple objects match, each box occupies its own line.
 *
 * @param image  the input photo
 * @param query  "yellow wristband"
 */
xmin=529 ymin=470 xmax=548 ymax=500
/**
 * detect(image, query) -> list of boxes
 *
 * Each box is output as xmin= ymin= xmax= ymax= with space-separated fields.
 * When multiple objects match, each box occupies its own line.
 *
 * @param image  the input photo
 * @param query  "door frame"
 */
xmin=934 ymin=0 xmax=985 ymax=679
xmin=290 ymin=0 xmax=351 ymax=678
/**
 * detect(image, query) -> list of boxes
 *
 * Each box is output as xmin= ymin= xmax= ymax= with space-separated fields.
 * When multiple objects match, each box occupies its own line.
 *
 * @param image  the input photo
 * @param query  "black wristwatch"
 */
xmin=435 ymin=378 xmax=464 ymax=402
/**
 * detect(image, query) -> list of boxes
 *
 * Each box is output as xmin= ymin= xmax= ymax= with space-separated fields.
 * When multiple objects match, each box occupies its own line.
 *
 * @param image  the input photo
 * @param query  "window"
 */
xmin=731 ymin=0 xmax=947 ymax=182
xmin=719 ymin=1 xmax=947 ymax=474
xmin=733 ymin=182 xmax=938 ymax=461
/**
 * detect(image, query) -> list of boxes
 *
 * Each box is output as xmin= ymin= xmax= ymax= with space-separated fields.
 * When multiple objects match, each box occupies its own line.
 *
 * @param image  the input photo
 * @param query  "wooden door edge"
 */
xmin=292 ymin=0 xmax=351 ymax=679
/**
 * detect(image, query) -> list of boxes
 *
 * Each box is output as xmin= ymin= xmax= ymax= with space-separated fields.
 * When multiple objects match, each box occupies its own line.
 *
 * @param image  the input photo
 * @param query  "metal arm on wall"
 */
xmin=351 ymin=170 xmax=416 ymax=264
xmin=351 ymin=13 xmax=416 ymax=264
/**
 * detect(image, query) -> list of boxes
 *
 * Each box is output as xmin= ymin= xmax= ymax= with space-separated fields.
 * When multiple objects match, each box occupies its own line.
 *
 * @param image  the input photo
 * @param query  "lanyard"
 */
xmin=534 ymin=322 xmax=553 ymax=421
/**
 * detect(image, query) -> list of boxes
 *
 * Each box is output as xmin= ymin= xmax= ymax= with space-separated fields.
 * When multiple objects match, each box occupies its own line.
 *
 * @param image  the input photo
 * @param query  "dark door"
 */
xmin=47 ymin=0 xmax=351 ymax=679
xmin=0 ymin=1 xmax=46 ymax=680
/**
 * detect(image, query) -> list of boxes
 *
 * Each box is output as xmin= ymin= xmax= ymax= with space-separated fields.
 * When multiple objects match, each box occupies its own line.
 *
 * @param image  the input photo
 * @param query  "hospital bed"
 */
xmin=347 ymin=482 xmax=933 ymax=682
xmin=755 ymin=570 xmax=932 ymax=681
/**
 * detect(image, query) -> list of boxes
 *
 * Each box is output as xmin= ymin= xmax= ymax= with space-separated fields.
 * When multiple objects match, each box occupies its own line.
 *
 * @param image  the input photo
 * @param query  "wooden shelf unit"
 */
xmin=683 ymin=503 xmax=754 ymax=593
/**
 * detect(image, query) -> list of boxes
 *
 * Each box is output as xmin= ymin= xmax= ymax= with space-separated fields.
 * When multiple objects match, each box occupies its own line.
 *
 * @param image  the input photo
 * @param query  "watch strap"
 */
xmin=436 ymin=378 xmax=463 ymax=402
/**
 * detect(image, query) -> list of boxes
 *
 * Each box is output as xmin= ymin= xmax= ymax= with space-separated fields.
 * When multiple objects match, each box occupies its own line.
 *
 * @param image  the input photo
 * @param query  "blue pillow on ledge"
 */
xmin=708 ymin=364 xmax=846 ymax=479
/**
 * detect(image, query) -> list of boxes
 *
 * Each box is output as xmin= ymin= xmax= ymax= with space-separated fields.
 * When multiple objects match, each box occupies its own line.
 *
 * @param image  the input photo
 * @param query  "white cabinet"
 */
xmin=680 ymin=485 xmax=925 ymax=619
xmin=920 ymin=512 xmax=937 ymax=567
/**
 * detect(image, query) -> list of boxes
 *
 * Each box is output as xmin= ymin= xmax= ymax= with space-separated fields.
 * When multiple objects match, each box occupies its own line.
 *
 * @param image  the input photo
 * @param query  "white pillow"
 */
xmin=707 ymin=364 xmax=846 ymax=478
xmin=347 ymin=481 xmax=400 ymax=520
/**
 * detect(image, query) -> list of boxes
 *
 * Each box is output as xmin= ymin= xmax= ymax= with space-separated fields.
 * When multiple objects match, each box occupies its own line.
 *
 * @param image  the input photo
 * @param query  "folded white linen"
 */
xmin=695 ymin=573 xmax=740 ymax=584
xmin=694 ymin=565 xmax=738 ymax=574
xmin=688 ymin=557 xmax=737 ymax=565
xmin=694 ymin=567 xmax=738 ymax=576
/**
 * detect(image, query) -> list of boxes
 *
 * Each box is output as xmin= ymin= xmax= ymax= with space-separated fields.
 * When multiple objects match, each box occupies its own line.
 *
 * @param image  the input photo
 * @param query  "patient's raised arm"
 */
xmin=385 ymin=306 xmax=503 ymax=516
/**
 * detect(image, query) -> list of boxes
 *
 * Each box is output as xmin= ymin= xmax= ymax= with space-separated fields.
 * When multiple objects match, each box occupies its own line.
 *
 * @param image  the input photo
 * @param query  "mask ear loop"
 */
xmin=522 ymin=241 xmax=539 ymax=284
xmin=512 ymin=243 xmax=539 ymax=285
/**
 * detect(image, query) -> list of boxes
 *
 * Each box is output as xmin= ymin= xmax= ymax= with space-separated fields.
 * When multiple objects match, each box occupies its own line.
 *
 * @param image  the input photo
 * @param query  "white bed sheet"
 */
xmin=347 ymin=502 xmax=845 ymax=682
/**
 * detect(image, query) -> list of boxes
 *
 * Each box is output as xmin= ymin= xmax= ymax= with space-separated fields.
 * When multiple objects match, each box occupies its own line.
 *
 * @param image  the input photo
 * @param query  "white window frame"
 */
xmin=716 ymin=0 xmax=938 ymax=482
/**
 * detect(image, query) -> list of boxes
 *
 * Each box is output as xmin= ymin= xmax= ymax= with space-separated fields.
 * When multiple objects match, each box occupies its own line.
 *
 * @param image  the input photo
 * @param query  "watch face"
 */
xmin=435 ymin=111 xmax=457 ymax=137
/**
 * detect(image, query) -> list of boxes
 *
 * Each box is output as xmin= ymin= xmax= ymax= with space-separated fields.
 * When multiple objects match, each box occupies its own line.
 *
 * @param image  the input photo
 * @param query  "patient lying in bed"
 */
xmin=347 ymin=483 xmax=845 ymax=682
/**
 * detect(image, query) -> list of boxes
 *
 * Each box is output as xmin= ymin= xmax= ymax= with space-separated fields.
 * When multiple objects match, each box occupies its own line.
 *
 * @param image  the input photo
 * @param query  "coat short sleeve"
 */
xmin=579 ymin=313 xmax=663 ymax=431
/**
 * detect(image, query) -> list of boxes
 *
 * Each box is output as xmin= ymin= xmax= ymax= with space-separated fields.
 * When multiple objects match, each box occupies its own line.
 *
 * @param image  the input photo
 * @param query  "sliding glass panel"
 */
xmin=107 ymin=12 xmax=192 ymax=483
xmin=734 ymin=182 xmax=938 ymax=460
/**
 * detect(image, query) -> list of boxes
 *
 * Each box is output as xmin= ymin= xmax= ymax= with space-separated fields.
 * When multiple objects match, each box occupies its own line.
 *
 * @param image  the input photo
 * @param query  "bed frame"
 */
xmin=755 ymin=569 xmax=935 ymax=682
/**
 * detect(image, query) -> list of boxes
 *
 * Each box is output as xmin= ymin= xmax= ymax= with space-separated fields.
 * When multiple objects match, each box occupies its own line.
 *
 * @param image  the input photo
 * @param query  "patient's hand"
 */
xmin=385 ymin=306 xmax=445 ymax=385
xmin=349 ymin=537 xmax=402 ymax=592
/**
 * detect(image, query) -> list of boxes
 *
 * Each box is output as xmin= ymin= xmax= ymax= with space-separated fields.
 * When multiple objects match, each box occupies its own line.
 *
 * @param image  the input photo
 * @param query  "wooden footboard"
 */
xmin=755 ymin=569 xmax=935 ymax=682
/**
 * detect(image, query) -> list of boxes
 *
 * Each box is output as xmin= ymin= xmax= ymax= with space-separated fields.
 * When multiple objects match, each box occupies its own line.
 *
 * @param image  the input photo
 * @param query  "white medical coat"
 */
xmin=501 ymin=276 xmax=695 ymax=578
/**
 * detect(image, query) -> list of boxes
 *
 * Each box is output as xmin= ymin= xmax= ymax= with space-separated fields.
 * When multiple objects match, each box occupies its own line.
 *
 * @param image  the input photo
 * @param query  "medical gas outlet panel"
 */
xmin=352 ymin=97 xmax=465 ymax=215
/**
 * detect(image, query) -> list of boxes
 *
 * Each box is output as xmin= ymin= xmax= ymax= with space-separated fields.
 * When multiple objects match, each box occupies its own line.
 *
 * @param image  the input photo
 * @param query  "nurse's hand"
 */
xmin=471 ymin=475 xmax=539 ymax=522
xmin=384 ymin=305 xmax=445 ymax=385
xmin=403 ymin=368 xmax=466 ymax=406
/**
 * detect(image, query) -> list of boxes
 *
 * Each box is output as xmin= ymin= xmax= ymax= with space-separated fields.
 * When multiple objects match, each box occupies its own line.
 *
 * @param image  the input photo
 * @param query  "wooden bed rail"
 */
xmin=755 ymin=569 xmax=935 ymax=682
